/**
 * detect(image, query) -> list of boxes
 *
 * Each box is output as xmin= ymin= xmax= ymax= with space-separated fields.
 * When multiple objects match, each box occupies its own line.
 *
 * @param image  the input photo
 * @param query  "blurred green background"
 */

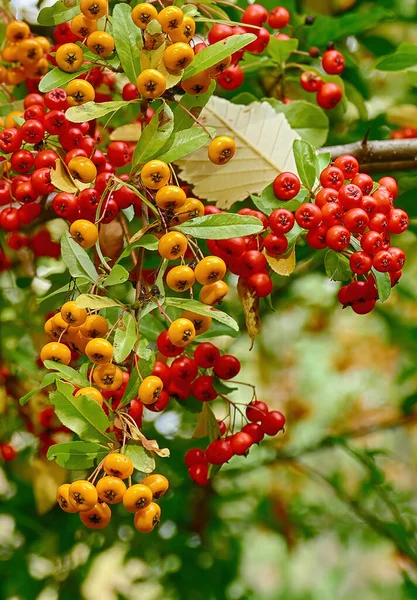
xmin=3 ymin=0 xmax=417 ymax=598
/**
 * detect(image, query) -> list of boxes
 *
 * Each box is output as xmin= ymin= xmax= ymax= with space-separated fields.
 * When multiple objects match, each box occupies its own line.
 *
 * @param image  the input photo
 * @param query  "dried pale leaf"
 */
xmin=135 ymin=428 xmax=170 ymax=457
xmin=110 ymin=124 xmax=142 ymax=142
xmin=265 ymin=247 xmax=296 ymax=276
xmin=157 ymin=60 xmax=183 ymax=89
xmin=50 ymin=158 xmax=78 ymax=193
xmin=32 ymin=457 xmax=66 ymax=515
xmin=176 ymin=97 xmax=299 ymax=208
xmin=237 ymin=277 xmax=260 ymax=350
xmin=140 ymin=45 xmax=165 ymax=71
xmin=129 ymin=223 xmax=157 ymax=244
xmin=99 ymin=220 xmax=124 ymax=264
xmin=387 ymin=104 xmax=417 ymax=127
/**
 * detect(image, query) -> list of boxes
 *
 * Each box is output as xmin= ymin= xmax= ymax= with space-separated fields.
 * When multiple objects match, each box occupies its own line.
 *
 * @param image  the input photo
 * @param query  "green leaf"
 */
xmin=286 ymin=223 xmax=305 ymax=251
xmin=132 ymin=102 xmax=174 ymax=167
xmin=51 ymin=381 xmax=112 ymax=443
xmin=38 ymin=0 xmax=80 ymax=26
xmin=43 ymin=361 xmax=90 ymax=388
xmin=324 ymin=250 xmax=351 ymax=282
xmin=164 ymin=297 xmax=238 ymax=331
xmin=375 ymin=42 xmax=417 ymax=71
xmin=172 ymin=80 xmax=216 ymax=132
xmin=293 ymin=139 xmax=318 ymax=189
xmin=116 ymin=234 xmax=159 ymax=263
xmin=113 ymin=312 xmax=137 ymax=363
xmin=251 ymin=186 xmax=308 ymax=216
xmin=372 ymin=270 xmax=391 ymax=303
xmin=138 ymin=337 xmax=153 ymax=361
xmin=38 ymin=64 xmax=92 ymax=93
xmin=139 ymin=314 xmax=165 ymax=341
xmin=105 ymin=265 xmax=130 ymax=287
xmin=124 ymin=445 xmax=155 ymax=474
xmin=173 ymin=214 xmax=263 ymax=239
xmin=47 ymin=441 xmax=108 ymax=470
xmin=305 ymin=7 xmax=390 ymax=47
xmin=267 ymin=99 xmax=329 ymax=148
xmin=317 ymin=151 xmax=331 ymax=173
xmin=113 ymin=2 xmax=143 ymax=84
xmin=212 ymin=378 xmax=238 ymax=396
xmin=66 ymin=100 xmax=138 ymax=123
xmin=192 ymin=403 xmax=220 ymax=441
xmin=183 ymin=33 xmax=255 ymax=80
xmin=19 ymin=372 xmax=59 ymax=406
xmin=75 ymin=294 xmax=124 ymax=310
xmin=267 ymin=37 xmax=298 ymax=64
xmin=61 ymin=232 xmax=98 ymax=282
xmin=158 ymin=126 xmax=215 ymax=164
xmin=119 ymin=368 xmax=140 ymax=409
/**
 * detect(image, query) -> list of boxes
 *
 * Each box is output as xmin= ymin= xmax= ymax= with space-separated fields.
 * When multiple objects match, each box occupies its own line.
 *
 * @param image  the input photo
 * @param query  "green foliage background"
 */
xmin=3 ymin=0 xmax=417 ymax=598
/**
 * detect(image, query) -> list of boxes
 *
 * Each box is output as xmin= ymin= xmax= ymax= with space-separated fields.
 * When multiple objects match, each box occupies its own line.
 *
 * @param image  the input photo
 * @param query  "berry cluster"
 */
xmin=0 ymin=20 xmax=50 ymax=87
xmin=185 ymin=400 xmax=285 ymax=486
xmin=300 ymin=45 xmax=345 ymax=110
xmin=57 ymin=453 xmax=169 ymax=532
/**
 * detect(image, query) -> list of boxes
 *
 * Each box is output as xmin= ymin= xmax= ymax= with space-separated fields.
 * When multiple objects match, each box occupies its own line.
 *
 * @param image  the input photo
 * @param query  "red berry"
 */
xmin=379 ymin=176 xmax=398 ymax=199
xmin=361 ymin=231 xmax=383 ymax=255
xmin=0 ymin=443 xmax=17 ymax=461
xmin=322 ymin=49 xmax=345 ymax=75
xmin=122 ymin=83 xmax=139 ymax=101
xmin=213 ymin=355 xmax=241 ymax=380
xmin=334 ymin=154 xmax=359 ymax=180
xmin=242 ymin=422 xmax=264 ymax=443
xmin=128 ymin=398 xmax=143 ymax=427
xmin=320 ymin=166 xmax=344 ymax=190
xmin=188 ymin=464 xmax=210 ymax=486
xmin=338 ymin=184 xmax=363 ymax=210
xmin=242 ymin=4 xmax=268 ymax=27
xmin=246 ymin=28 xmax=270 ymax=54
xmin=352 ymin=173 xmax=373 ymax=195
xmin=246 ymin=400 xmax=269 ymax=423
xmin=389 ymin=247 xmax=406 ymax=270
xmin=194 ymin=342 xmax=221 ymax=369
xmin=218 ymin=65 xmax=244 ymax=90
xmin=261 ymin=410 xmax=286 ymax=436
xmin=349 ymin=251 xmax=372 ymax=275
xmin=387 ymin=208 xmax=408 ymax=234
xmin=192 ymin=375 xmax=218 ymax=402
xmin=372 ymin=186 xmax=392 ymax=214
xmin=306 ymin=224 xmax=328 ymax=249
xmin=325 ymin=225 xmax=350 ymax=251
xmin=315 ymin=187 xmax=339 ymax=208
xmin=231 ymin=431 xmax=253 ymax=455
xmin=316 ymin=82 xmax=343 ymax=110
xmin=170 ymin=356 xmax=198 ymax=383
xmin=300 ymin=71 xmax=323 ymax=93
xmin=269 ymin=208 xmax=295 ymax=234
xmin=247 ymin=273 xmax=273 ymax=297
xmin=152 ymin=361 xmax=171 ymax=387
xmin=268 ymin=6 xmax=290 ymax=29
xmin=185 ymin=448 xmax=208 ymax=468
xmin=295 ymin=203 xmax=322 ymax=229
xmin=157 ymin=330 xmax=183 ymax=358
xmin=373 ymin=250 xmax=394 ymax=273
xmin=273 ymin=171 xmax=300 ymax=201
xmin=343 ymin=208 xmax=369 ymax=233
xmin=264 ymin=232 xmax=288 ymax=256
xmin=205 ymin=438 xmax=233 ymax=465
xmin=321 ymin=202 xmax=343 ymax=228
xmin=208 ymin=23 xmax=234 ymax=44
xmin=369 ymin=212 xmax=388 ymax=233
xmin=107 ymin=141 xmax=129 ymax=167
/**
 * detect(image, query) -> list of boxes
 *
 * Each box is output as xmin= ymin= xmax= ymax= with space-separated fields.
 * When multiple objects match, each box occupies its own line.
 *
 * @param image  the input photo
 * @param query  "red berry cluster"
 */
xmin=300 ymin=47 xmax=345 ymax=110
xmin=0 ymin=87 xmax=138 ymax=233
xmin=6 ymin=228 xmax=60 ymax=258
xmin=390 ymin=127 xmax=417 ymax=140
xmin=185 ymin=400 xmax=285 ymax=486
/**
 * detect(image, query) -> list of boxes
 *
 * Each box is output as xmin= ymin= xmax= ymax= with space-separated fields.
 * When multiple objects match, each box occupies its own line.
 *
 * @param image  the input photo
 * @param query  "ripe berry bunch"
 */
xmin=0 ymin=20 xmax=50 ymax=87
xmin=185 ymin=400 xmax=286 ymax=486
xmin=57 ymin=452 xmax=169 ymax=533
xmin=390 ymin=127 xmax=417 ymax=140
xmin=5 ymin=228 xmax=60 ymax=259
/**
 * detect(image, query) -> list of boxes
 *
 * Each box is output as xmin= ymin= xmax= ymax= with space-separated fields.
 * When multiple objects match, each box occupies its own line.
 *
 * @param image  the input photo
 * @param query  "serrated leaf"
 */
xmin=75 ymin=294 xmax=124 ymax=310
xmin=251 ymin=186 xmax=308 ymax=216
xmin=51 ymin=381 xmax=112 ymax=443
xmin=324 ymin=249 xmax=351 ymax=282
xmin=110 ymin=124 xmax=142 ymax=142
xmin=173 ymin=213 xmax=263 ymax=239
xmin=105 ymin=264 xmax=130 ymax=286
xmin=183 ymin=33 xmax=255 ymax=80
xmin=43 ymin=361 xmax=90 ymax=387
xmin=265 ymin=247 xmax=296 ymax=276
xmin=61 ymin=232 xmax=98 ymax=282
xmin=113 ymin=312 xmax=137 ymax=363
xmin=51 ymin=158 xmax=78 ymax=193
xmin=176 ymin=97 xmax=299 ymax=208
xmin=237 ymin=277 xmax=260 ymax=350
xmin=124 ymin=445 xmax=155 ymax=473
xmin=38 ymin=0 xmax=81 ymax=26
xmin=132 ymin=101 xmax=174 ymax=167
xmin=47 ymin=441 xmax=108 ymax=470
xmin=267 ymin=37 xmax=298 ymax=64
xmin=113 ymin=3 xmax=143 ymax=84
xmin=172 ymin=80 xmax=216 ymax=132
xmin=267 ymin=99 xmax=329 ymax=148
xmin=66 ymin=100 xmax=138 ymax=123
xmin=157 ymin=126 xmax=215 ymax=164
xmin=164 ymin=297 xmax=238 ymax=331
xmin=39 ymin=64 xmax=92 ymax=93
xmin=293 ymin=139 xmax=318 ymax=189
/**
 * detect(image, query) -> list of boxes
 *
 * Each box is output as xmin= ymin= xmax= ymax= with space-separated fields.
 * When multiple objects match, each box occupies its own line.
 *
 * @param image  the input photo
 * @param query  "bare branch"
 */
xmin=320 ymin=138 xmax=417 ymax=172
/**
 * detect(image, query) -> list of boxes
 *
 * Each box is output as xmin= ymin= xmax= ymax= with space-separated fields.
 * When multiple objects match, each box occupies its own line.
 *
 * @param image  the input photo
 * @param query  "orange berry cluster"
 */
xmin=57 ymin=453 xmax=168 ymax=532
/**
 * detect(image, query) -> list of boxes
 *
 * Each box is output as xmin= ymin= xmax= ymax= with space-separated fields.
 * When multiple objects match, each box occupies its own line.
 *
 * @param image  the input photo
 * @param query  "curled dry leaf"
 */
xmin=265 ymin=247 xmax=296 ymax=276
xmin=117 ymin=415 xmax=170 ymax=457
xmin=176 ymin=96 xmax=299 ymax=208
xmin=99 ymin=220 xmax=124 ymax=264
xmin=110 ymin=124 xmax=142 ymax=142
xmin=237 ymin=277 xmax=260 ymax=350
xmin=50 ymin=158 xmax=78 ymax=194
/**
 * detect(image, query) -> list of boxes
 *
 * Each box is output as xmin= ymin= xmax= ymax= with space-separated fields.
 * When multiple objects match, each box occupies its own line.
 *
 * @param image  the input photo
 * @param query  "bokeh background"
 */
xmin=3 ymin=0 xmax=417 ymax=598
